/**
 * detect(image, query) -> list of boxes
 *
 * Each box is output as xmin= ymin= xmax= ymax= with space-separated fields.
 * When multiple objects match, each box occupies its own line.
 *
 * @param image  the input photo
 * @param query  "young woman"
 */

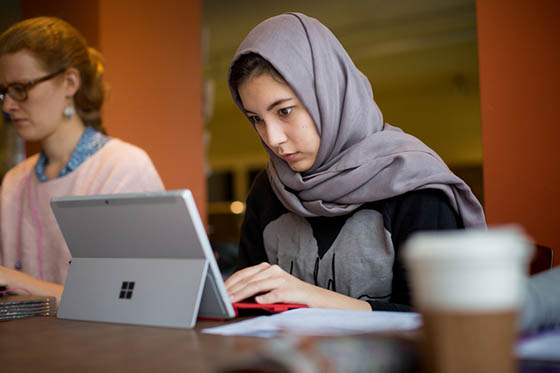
xmin=0 ymin=17 xmax=164 ymax=303
xmin=225 ymin=13 xmax=486 ymax=311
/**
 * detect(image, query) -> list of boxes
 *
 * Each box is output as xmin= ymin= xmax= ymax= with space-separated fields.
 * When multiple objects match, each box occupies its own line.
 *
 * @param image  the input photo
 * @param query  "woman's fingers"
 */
xmin=229 ymin=274 xmax=286 ymax=303
xmin=224 ymin=262 xmax=270 ymax=290
xmin=226 ymin=264 xmax=286 ymax=303
xmin=227 ymin=264 xmax=313 ymax=305
xmin=226 ymin=264 xmax=284 ymax=296
xmin=225 ymin=263 xmax=372 ymax=310
xmin=228 ymin=275 xmax=287 ymax=303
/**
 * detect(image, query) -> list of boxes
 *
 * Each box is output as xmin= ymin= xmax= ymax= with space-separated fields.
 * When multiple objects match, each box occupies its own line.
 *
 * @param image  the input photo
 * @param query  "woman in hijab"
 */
xmin=225 ymin=13 xmax=485 ymax=311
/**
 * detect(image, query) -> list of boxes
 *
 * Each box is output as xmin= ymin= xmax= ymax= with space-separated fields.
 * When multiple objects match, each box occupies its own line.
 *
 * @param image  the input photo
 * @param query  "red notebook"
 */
xmin=232 ymin=302 xmax=307 ymax=316
xmin=199 ymin=302 xmax=307 ymax=321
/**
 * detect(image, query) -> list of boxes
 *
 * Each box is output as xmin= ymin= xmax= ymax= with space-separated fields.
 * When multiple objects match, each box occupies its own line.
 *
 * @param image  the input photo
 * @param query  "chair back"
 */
xmin=529 ymin=244 xmax=553 ymax=275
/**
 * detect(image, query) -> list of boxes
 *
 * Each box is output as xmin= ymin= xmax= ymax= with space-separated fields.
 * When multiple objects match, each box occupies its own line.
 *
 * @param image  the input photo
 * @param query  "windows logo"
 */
xmin=119 ymin=281 xmax=135 ymax=299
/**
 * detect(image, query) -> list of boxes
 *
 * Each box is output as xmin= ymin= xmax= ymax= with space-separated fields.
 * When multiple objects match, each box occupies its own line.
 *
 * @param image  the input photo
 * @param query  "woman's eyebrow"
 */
xmin=243 ymin=97 xmax=294 ymax=115
xmin=266 ymin=98 xmax=292 ymax=111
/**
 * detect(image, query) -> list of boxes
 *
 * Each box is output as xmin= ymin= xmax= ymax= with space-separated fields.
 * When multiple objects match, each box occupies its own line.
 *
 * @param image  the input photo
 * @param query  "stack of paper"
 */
xmin=0 ymin=295 xmax=56 ymax=321
xmin=203 ymin=308 xmax=422 ymax=338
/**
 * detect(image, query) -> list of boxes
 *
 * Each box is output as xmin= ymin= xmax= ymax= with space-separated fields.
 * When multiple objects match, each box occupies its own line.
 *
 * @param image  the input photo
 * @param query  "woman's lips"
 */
xmin=11 ymin=118 xmax=26 ymax=125
xmin=280 ymin=152 xmax=298 ymax=161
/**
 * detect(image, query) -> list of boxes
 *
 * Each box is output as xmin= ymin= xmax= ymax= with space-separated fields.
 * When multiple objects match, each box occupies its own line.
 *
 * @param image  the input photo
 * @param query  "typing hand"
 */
xmin=0 ymin=264 xmax=63 ymax=303
xmin=224 ymin=262 xmax=316 ymax=306
xmin=224 ymin=262 xmax=372 ymax=310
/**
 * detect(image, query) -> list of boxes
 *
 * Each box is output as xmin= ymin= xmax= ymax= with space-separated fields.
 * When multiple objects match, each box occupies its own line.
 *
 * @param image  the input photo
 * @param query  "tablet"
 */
xmin=52 ymin=190 xmax=236 ymax=328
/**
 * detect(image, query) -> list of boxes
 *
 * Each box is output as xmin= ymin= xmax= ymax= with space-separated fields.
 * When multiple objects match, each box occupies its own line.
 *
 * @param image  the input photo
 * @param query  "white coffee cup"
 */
xmin=403 ymin=226 xmax=533 ymax=373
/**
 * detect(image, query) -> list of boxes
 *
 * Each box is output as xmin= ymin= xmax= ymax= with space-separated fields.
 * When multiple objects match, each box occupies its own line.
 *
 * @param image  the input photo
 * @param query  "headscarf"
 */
xmin=229 ymin=13 xmax=486 ymax=228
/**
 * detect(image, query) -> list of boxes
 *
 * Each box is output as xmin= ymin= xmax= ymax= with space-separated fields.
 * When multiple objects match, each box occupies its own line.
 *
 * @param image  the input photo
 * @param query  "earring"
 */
xmin=63 ymin=104 xmax=75 ymax=119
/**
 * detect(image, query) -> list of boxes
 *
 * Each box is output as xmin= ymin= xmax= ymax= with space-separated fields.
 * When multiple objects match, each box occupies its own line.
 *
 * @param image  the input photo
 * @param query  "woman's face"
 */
xmin=0 ymin=49 xmax=69 ymax=142
xmin=238 ymin=73 xmax=320 ymax=172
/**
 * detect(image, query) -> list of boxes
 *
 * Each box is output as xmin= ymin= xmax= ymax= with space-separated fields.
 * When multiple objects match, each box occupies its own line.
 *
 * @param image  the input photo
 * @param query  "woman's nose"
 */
xmin=263 ymin=120 xmax=287 ymax=147
xmin=2 ymin=95 xmax=18 ymax=113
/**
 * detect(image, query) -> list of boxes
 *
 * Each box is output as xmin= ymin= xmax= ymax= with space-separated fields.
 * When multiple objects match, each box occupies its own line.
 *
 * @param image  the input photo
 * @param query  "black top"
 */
xmin=237 ymin=170 xmax=463 ymax=311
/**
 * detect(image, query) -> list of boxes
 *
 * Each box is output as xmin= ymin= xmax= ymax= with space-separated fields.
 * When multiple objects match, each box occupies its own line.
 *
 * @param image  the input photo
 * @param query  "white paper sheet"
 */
xmin=204 ymin=309 xmax=560 ymax=364
xmin=202 ymin=308 xmax=422 ymax=338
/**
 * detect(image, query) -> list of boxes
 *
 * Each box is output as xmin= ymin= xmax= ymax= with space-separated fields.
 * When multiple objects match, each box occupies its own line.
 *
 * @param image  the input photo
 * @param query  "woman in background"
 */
xmin=225 ymin=13 xmax=486 ymax=311
xmin=0 ymin=17 xmax=164 ymax=303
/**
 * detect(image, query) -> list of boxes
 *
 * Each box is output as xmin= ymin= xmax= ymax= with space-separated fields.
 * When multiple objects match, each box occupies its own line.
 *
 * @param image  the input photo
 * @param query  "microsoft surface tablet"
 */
xmin=51 ymin=190 xmax=236 ymax=328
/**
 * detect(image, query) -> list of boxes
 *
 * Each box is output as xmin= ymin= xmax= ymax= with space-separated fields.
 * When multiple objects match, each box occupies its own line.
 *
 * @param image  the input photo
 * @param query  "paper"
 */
xmin=516 ymin=328 xmax=560 ymax=361
xmin=204 ymin=308 xmax=560 ymax=363
xmin=202 ymin=308 xmax=422 ymax=338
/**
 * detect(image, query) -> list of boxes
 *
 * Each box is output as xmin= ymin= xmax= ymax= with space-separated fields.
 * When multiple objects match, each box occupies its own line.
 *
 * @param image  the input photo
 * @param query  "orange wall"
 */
xmin=477 ymin=0 xmax=560 ymax=265
xmin=23 ymin=0 xmax=206 ymax=217
xmin=98 ymin=1 xmax=205 ymax=215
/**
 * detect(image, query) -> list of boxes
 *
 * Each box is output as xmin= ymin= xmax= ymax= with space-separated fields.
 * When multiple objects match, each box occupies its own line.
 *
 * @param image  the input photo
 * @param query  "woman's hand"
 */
xmin=0 ymin=265 xmax=22 ymax=289
xmin=0 ymin=265 xmax=63 ymax=305
xmin=224 ymin=262 xmax=372 ymax=311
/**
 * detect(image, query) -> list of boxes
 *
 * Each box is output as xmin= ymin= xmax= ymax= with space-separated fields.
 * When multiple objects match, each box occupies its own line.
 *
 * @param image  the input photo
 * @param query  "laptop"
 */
xmin=51 ymin=190 xmax=236 ymax=328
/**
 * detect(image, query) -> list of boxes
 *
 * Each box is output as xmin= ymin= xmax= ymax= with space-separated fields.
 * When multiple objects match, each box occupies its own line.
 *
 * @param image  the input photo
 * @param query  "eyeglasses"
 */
xmin=0 ymin=68 xmax=66 ymax=103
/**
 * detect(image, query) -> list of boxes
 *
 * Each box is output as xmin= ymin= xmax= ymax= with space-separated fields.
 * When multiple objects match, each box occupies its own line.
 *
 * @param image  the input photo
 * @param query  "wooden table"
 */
xmin=0 ymin=316 xmax=264 ymax=372
xmin=2 ymin=315 xmax=556 ymax=372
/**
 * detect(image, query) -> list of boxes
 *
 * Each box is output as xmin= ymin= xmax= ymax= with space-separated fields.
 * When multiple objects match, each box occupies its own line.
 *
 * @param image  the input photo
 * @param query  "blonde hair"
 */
xmin=0 ymin=16 xmax=107 ymax=133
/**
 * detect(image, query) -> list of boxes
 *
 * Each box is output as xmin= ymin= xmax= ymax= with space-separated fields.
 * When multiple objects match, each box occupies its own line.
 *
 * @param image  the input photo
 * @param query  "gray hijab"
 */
xmin=229 ymin=13 xmax=486 ymax=228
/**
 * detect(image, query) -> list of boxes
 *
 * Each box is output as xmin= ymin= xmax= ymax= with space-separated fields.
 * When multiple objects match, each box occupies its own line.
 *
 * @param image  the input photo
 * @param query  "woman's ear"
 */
xmin=63 ymin=67 xmax=81 ymax=97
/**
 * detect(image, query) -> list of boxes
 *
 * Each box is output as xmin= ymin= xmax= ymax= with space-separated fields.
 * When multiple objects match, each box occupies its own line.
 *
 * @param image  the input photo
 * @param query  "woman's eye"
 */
xmin=12 ymin=85 xmax=26 ymax=95
xmin=249 ymin=115 xmax=263 ymax=125
xmin=279 ymin=107 xmax=292 ymax=116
